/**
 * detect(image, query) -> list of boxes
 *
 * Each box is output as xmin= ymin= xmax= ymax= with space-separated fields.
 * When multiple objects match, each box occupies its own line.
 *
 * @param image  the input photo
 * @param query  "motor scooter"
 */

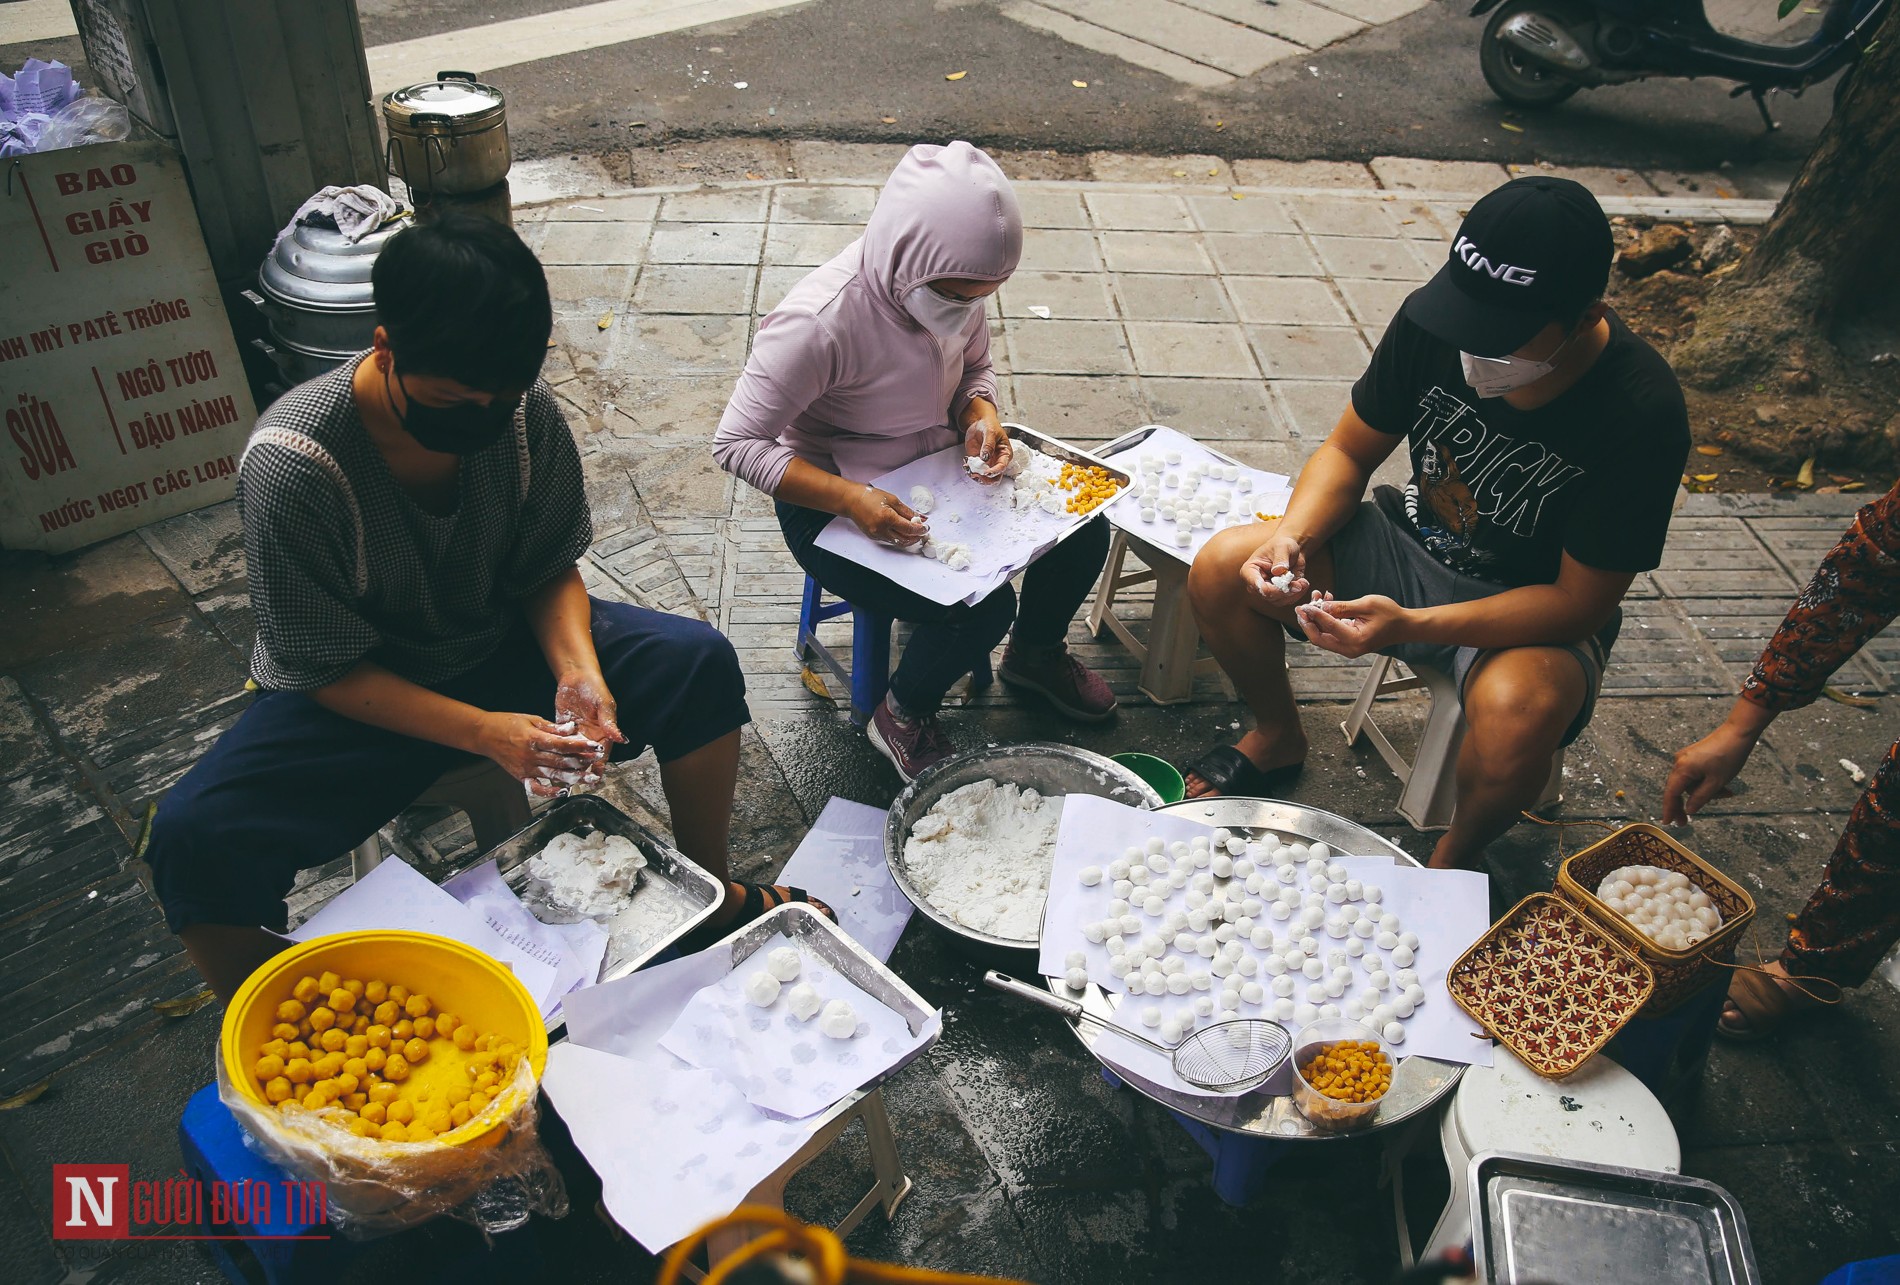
xmin=1469 ymin=0 xmax=1889 ymax=127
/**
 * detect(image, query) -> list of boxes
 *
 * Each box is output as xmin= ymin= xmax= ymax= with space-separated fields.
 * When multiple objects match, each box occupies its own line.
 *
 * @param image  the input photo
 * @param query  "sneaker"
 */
xmin=867 ymin=699 xmax=958 ymax=783
xmin=998 ymin=644 xmax=1119 ymax=722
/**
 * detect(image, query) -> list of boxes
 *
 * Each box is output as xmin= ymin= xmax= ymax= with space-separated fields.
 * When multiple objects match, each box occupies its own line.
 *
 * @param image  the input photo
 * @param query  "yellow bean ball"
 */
xmin=265 ymin=1077 xmax=293 ymax=1103
xmin=262 ymin=1040 xmax=291 ymax=1062
xmin=386 ymin=1099 xmax=415 ymax=1125
xmin=403 ymin=1038 xmax=429 ymax=1064
xmin=360 ymin=1101 xmax=387 ymax=1124
xmin=392 ymin=1019 xmax=415 ymax=1042
xmin=373 ymin=1000 xmax=400 ymax=1026
xmin=365 ymin=980 xmax=388 ymax=1004
xmin=404 ymin=994 xmax=432 ymax=1019
xmin=388 ymin=984 xmax=409 ymax=1006
xmin=302 ymin=1091 xmax=329 ymax=1110
xmin=449 ymin=1103 xmax=471 ymax=1127
xmin=317 ymin=970 xmax=340 ymax=993
xmin=467 ymin=1090 xmax=490 ymax=1112
xmin=308 ymin=1007 xmax=336 ymax=1033
xmin=286 ymin=1041 xmax=311 ymax=1062
xmin=344 ymin=1034 xmax=369 ymax=1058
xmin=475 ymin=1071 xmax=499 ymax=1092
xmin=285 ymin=1058 xmax=315 ymax=1085
xmin=316 ymin=1052 xmax=348 ymax=1078
xmin=413 ymin=1016 xmax=436 ymax=1040
xmin=255 ymin=1054 xmax=286 ymax=1080
xmin=435 ymin=1013 xmax=459 ymax=1039
xmin=343 ymin=1093 xmax=367 ymax=1112
xmin=343 ymin=1057 xmax=369 ymax=1080
xmin=453 ymin=1025 xmax=477 ymax=1051
xmin=342 ymin=979 xmax=365 ymax=1000
xmin=364 ymin=1047 xmax=388 ymax=1072
xmin=446 ymin=1084 xmax=471 ymax=1105
xmin=383 ymin=1054 xmax=410 ymax=1083
xmin=335 ymin=1073 xmax=360 ymax=1096
xmin=367 ymin=1025 xmax=392 ymax=1049
xmin=350 ymin=1015 xmax=369 ymax=1036
xmin=291 ymin=976 xmax=321 ymax=1004
xmin=379 ymin=1121 xmax=408 ymax=1143
xmin=407 ymin=1122 xmax=435 ymax=1142
xmin=348 ymin=1118 xmax=376 ymax=1138
xmin=328 ymin=988 xmax=356 ymax=1014
xmin=275 ymin=999 xmax=307 ymax=1024
xmin=497 ymin=1042 xmax=519 ymax=1062
xmin=270 ymin=1022 xmax=299 ymax=1043
xmin=311 ymin=1078 xmax=341 ymax=1100
xmin=369 ymin=1082 xmax=399 ymax=1106
xmin=296 ymin=1019 xmax=313 ymax=1040
xmin=319 ymin=1028 xmax=348 ymax=1053
xmin=480 ymin=1033 xmax=499 ymax=1053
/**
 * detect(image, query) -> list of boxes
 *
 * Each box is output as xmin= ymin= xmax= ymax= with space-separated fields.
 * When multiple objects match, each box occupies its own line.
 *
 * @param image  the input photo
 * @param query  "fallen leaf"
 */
xmin=597 ymin=314 xmax=614 ymax=331
xmin=1207 ymin=168 xmax=1218 ymax=176
xmin=1817 ymin=485 xmax=1842 ymax=495
xmin=1795 ymin=456 xmax=1815 ymax=488
xmin=0 ymin=1079 xmax=51 ymax=1110
xmin=945 ymin=70 xmax=967 ymax=81
xmin=1231 ymin=192 xmax=1244 ymax=200
xmin=1693 ymin=474 xmax=1719 ymax=483
xmin=744 ymin=171 xmax=763 ymax=180
xmin=1822 ymin=685 xmax=1881 ymax=709
xmin=880 ymin=116 xmax=897 ymax=123
xmin=1695 ymin=445 xmax=1724 ymax=456
xmin=1172 ymin=170 xmax=1187 ymax=177
xmin=628 ymin=121 xmax=647 ymax=128
xmin=1072 ymin=79 xmax=1088 ymax=88
xmin=1841 ymin=481 xmax=1867 ymax=492
xmin=1500 ymin=121 xmax=1524 ymax=133
xmin=157 ymin=989 xmax=218 ymax=1018
xmin=1213 ymin=120 xmax=1226 ymax=130
xmin=1399 ymin=218 xmax=1415 ymax=225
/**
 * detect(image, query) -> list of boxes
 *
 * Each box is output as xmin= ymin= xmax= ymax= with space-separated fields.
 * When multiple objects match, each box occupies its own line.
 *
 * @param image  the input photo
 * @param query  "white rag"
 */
xmin=272 ymin=184 xmax=403 ymax=250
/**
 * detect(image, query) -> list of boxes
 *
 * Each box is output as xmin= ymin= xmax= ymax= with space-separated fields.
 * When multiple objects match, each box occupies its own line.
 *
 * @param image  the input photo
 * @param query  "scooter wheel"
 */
xmin=1481 ymin=1 xmax=1582 ymax=108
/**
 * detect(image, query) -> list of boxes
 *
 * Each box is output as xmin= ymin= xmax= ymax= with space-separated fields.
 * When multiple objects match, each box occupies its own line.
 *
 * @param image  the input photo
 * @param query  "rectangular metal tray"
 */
xmin=1471 ymin=1150 xmax=1759 ymax=1285
xmin=718 ymin=902 xmax=939 ymax=1043
xmin=485 ymin=796 xmax=723 ymax=988
xmin=1005 ymin=421 xmax=1133 ymax=534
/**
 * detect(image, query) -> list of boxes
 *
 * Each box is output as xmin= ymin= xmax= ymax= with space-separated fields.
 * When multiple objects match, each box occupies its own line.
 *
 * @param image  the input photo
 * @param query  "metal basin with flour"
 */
xmin=885 ymin=744 xmax=1163 ymax=960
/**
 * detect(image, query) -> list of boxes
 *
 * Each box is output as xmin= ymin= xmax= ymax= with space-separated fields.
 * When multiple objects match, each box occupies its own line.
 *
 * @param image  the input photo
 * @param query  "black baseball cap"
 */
xmin=1403 ymin=176 xmax=1613 ymax=358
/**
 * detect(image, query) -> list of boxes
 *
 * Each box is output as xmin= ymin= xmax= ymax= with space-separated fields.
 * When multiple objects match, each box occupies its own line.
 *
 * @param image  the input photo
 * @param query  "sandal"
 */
xmin=1716 ymin=967 xmax=1840 ymax=1042
xmin=1181 ymin=745 xmax=1304 ymax=800
xmin=676 ymin=881 xmax=836 ymax=954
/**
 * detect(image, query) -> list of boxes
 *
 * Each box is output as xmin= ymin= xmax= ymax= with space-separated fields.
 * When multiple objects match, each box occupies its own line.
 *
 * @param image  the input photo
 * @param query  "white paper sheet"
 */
xmin=1098 ymin=425 xmax=1293 ymax=565
xmin=659 ymin=939 xmax=939 ymax=1120
xmin=811 ymin=441 xmax=1111 ymax=606
xmin=441 ymin=860 xmax=609 ymax=1018
xmin=1335 ymin=857 xmax=1494 ymax=1067
xmin=291 ymin=856 xmax=557 ymax=1007
xmin=775 ymin=796 xmax=913 ymax=963
xmin=552 ymin=953 xmax=825 ymax=1252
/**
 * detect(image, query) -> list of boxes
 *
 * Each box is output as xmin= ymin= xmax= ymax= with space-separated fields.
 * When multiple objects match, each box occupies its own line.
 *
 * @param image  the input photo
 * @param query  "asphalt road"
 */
xmin=5 ymin=0 xmax=1840 ymax=175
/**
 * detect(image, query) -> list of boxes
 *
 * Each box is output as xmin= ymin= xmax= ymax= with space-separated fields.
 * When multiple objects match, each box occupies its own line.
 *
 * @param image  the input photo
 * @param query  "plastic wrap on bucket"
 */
xmin=218 ymin=930 xmax=567 ymax=1238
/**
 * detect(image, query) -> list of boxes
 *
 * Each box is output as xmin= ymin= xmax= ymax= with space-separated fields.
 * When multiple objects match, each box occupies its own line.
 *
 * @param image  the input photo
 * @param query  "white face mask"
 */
xmin=1458 ymin=330 xmax=1576 ymax=399
xmin=904 ymin=283 xmax=985 ymax=339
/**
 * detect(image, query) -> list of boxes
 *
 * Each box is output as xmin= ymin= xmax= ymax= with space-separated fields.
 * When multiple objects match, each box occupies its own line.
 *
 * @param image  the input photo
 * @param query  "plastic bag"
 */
xmin=36 ymin=94 xmax=131 ymax=152
xmin=215 ymin=1051 xmax=568 ymax=1240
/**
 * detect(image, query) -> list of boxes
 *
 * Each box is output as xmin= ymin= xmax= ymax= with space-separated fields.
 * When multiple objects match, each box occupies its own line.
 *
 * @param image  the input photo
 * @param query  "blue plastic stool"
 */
xmin=1604 ymin=974 xmax=1727 ymax=1105
xmin=1823 ymin=1256 xmax=1900 ymax=1285
xmin=1101 ymin=1066 xmax=1288 ymax=1205
xmin=795 ymin=575 xmax=991 ymax=726
xmin=178 ymin=1084 xmax=537 ymax=1283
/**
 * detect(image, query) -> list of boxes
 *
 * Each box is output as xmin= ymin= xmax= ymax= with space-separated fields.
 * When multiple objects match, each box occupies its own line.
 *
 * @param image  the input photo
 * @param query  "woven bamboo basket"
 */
xmin=1447 ymin=893 xmax=1654 ymax=1078
xmin=1555 ymin=823 xmax=1755 ymax=1015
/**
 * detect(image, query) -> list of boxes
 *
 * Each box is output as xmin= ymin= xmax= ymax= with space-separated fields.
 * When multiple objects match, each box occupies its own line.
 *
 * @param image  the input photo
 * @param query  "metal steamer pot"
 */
xmin=243 ymin=215 xmax=411 ymax=381
xmin=383 ymin=72 xmax=510 ymax=198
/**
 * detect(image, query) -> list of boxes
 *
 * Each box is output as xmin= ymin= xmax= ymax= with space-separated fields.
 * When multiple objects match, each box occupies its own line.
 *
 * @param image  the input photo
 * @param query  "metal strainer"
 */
xmin=985 ymin=971 xmax=1292 ymax=1094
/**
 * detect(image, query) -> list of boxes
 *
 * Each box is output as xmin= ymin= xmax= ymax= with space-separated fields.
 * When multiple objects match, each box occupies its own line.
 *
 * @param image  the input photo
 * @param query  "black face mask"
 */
xmin=387 ymin=365 xmax=519 ymax=455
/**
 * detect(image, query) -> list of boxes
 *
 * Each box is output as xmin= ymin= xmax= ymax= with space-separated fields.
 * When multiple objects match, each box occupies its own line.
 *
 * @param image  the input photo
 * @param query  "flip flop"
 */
xmin=1180 ymin=745 xmax=1304 ymax=800
xmin=1716 ymin=967 xmax=1839 ymax=1042
xmin=677 ymin=881 xmax=836 ymax=955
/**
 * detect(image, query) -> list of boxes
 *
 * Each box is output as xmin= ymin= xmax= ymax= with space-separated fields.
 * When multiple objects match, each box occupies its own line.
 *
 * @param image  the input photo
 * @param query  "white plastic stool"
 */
xmin=1391 ymin=1048 xmax=1681 ymax=1267
xmin=1341 ymin=654 xmax=1563 ymax=831
xmin=1088 ymin=527 xmax=1222 ymax=704
xmin=671 ymin=1086 xmax=912 ymax=1281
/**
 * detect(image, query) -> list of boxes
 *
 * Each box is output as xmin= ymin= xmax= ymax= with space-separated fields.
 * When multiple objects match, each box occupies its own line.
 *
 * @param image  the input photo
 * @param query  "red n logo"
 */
xmin=52 ymin=1165 xmax=129 ymax=1239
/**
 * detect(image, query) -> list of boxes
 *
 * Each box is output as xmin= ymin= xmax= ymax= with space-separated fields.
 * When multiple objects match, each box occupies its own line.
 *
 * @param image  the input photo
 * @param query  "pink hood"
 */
xmin=713 ymin=141 xmax=1022 ymax=493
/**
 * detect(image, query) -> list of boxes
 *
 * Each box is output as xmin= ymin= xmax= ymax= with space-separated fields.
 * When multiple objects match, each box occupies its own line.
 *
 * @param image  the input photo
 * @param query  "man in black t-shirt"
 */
xmin=1184 ymin=177 xmax=1689 ymax=870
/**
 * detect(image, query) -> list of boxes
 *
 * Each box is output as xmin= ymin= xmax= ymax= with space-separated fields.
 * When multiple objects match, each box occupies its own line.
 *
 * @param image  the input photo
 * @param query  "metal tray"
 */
xmin=1470 ymin=1150 xmax=1760 ymax=1285
xmin=1096 ymin=423 xmax=1249 ymax=475
xmin=486 ymin=796 xmax=723 ymax=987
xmin=715 ymin=902 xmax=941 ymax=1088
xmin=886 ymin=743 xmax=1163 ymax=953
xmin=1004 ymin=421 xmax=1133 ymax=535
xmin=1054 ymin=796 xmax=1469 ymax=1140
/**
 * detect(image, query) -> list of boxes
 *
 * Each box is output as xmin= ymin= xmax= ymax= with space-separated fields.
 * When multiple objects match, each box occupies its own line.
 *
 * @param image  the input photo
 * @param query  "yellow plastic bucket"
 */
xmin=222 ymin=930 xmax=547 ymax=1154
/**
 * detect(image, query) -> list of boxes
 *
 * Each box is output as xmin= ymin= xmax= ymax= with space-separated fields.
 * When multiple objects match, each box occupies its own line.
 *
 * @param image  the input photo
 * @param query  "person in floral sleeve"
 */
xmin=1664 ymin=482 xmax=1900 ymax=1038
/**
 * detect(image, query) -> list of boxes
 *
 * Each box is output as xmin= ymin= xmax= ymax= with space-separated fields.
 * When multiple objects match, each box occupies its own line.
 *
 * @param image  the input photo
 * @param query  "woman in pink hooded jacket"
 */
xmin=714 ymin=143 xmax=1115 ymax=781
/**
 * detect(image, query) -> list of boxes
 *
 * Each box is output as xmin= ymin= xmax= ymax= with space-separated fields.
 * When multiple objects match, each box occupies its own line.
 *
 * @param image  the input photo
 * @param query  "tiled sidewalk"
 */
xmin=3 ymin=167 xmax=1896 ymax=1285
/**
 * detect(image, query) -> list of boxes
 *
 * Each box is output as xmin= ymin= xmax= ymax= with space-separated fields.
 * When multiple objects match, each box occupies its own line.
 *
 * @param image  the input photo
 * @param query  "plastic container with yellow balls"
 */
xmin=219 ymin=930 xmax=557 ymax=1234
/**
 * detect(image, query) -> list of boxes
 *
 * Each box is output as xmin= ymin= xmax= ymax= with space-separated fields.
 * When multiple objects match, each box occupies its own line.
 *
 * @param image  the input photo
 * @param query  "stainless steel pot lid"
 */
xmin=257 ymin=214 xmax=410 ymax=309
xmin=383 ymin=72 xmax=506 ymax=133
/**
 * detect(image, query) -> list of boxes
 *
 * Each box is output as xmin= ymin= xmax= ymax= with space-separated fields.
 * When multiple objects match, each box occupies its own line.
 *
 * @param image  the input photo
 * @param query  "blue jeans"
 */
xmin=777 ymin=500 xmax=1110 ymax=714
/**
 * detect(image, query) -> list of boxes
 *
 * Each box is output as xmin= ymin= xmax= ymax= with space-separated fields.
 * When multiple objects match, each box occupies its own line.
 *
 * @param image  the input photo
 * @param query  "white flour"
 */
xmin=903 ymin=779 xmax=1065 ymax=940
xmin=530 ymin=829 xmax=648 ymax=918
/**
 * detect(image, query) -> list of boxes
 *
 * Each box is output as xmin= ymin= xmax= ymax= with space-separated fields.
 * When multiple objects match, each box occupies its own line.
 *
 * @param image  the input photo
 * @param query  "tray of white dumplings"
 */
xmin=656 ymin=903 xmax=942 ymax=1120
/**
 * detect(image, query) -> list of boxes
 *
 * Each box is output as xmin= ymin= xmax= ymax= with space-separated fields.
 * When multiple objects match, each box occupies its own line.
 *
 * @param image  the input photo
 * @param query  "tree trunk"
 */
xmin=1737 ymin=1 xmax=1900 ymax=321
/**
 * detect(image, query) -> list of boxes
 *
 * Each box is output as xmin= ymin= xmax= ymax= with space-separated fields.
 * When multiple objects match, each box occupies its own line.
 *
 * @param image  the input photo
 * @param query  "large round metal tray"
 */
xmin=1053 ymin=796 xmax=1468 ymax=1140
xmin=885 ymin=743 xmax=1163 ymax=953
